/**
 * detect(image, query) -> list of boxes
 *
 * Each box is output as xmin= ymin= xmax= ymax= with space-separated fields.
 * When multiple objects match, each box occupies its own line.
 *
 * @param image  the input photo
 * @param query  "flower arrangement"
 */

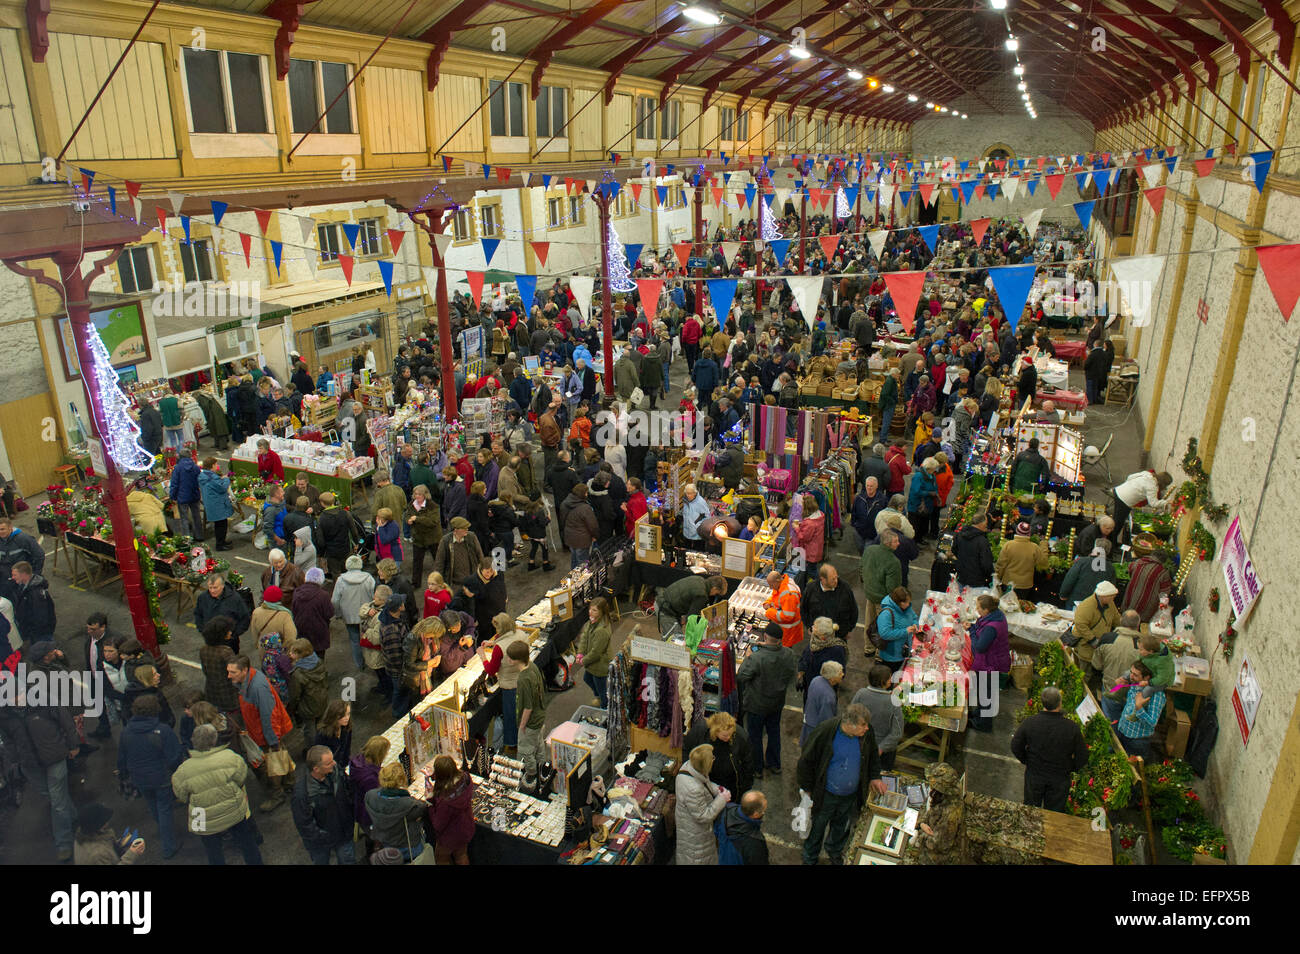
xmin=1208 ymin=586 xmax=1220 ymax=613
xmin=1144 ymin=758 xmax=1226 ymax=861
xmin=1187 ymin=521 xmax=1216 ymax=562
xmin=1067 ymin=753 xmax=1133 ymax=815
xmin=1113 ymin=823 xmax=1143 ymax=865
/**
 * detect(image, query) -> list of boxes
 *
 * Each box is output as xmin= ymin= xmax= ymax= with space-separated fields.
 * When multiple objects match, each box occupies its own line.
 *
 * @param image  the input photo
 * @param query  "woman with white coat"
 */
xmin=674 ymin=743 xmax=730 ymax=865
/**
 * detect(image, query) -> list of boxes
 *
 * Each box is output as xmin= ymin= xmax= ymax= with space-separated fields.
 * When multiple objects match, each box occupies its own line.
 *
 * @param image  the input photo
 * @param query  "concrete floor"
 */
xmin=0 ymin=330 xmax=1145 ymax=865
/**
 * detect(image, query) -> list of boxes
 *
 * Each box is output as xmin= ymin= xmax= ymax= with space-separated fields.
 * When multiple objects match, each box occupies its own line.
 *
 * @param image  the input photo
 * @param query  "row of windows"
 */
xmin=115 ymin=217 xmax=387 ymax=292
xmin=181 ymin=48 xmax=833 ymax=146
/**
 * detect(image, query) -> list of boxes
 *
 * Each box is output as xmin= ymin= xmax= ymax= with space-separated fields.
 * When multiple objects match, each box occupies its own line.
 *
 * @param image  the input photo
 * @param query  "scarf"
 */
xmin=261 ymin=600 xmax=292 ymax=615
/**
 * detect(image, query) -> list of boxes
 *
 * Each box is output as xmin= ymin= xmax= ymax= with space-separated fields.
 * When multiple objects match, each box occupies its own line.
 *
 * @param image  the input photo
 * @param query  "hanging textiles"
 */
xmin=718 ymin=641 xmax=739 ymax=715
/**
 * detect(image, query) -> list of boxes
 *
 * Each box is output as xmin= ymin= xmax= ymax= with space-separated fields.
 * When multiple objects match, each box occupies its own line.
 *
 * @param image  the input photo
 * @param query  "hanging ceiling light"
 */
xmin=961 ymin=113 xmax=969 ymax=119
xmin=1014 ymin=65 xmax=1025 ymax=76
xmin=990 ymin=0 xmax=1008 ymax=8
xmin=1005 ymin=37 xmax=1019 ymax=51
xmin=788 ymin=44 xmax=811 ymax=59
xmin=907 ymin=93 xmax=919 ymax=102
xmin=867 ymin=77 xmax=879 ymax=88
xmin=925 ymin=101 xmax=934 ymax=108
xmin=1017 ymin=82 xmax=1027 ymax=91
xmin=882 ymin=84 xmax=894 ymax=93
xmin=847 ymin=69 xmax=863 ymax=80
xmin=682 ymin=5 xmax=722 ymax=25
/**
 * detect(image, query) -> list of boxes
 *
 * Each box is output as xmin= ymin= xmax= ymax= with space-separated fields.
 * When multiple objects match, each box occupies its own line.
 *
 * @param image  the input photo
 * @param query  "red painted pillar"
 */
xmin=692 ymin=178 xmax=704 ymax=319
xmin=597 ymin=193 xmax=615 ymax=398
xmin=56 ymin=254 xmax=157 ymax=654
xmin=416 ymin=211 xmax=459 ymax=421
xmin=798 ymin=190 xmax=807 ymax=272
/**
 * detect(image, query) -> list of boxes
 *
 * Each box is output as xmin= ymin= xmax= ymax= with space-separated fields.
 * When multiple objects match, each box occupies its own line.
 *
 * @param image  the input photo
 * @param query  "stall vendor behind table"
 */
xmin=1111 ymin=470 xmax=1174 ymax=544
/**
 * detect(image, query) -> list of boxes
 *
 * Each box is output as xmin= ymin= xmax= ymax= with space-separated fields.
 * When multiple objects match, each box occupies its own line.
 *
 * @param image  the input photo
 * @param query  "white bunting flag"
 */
xmin=867 ymin=229 xmax=888 ymax=260
xmin=433 ymin=232 xmax=454 ymax=258
xmin=786 ymin=275 xmax=823 ymax=331
xmin=1002 ymin=177 xmax=1020 ymax=202
xmin=570 ymin=274 xmax=595 ymax=322
xmin=1023 ymin=208 xmax=1044 ymax=240
xmin=1141 ymin=162 xmax=1163 ymax=189
xmin=298 ymin=216 xmax=316 ymax=245
xmin=423 ymin=266 xmax=438 ymax=297
xmin=167 ymin=191 xmax=187 ymax=216
xmin=720 ymin=242 xmax=742 ymax=266
xmin=1110 ymin=255 xmax=1166 ymax=328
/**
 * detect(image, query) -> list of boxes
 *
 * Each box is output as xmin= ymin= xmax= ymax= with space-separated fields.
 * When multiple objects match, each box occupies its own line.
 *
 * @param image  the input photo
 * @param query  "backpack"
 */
xmin=714 ymin=813 xmax=744 ymax=865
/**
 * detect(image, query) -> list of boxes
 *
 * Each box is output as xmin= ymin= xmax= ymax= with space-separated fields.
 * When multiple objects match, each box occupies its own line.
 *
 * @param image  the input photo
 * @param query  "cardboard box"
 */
xmin=1165 ymin=709 xmax=1192 ymax=759
xmin=1109 ymin=334 xmax=1127 ymax=358
xmin=1174 ymin=656 xmax=1212 ymax=696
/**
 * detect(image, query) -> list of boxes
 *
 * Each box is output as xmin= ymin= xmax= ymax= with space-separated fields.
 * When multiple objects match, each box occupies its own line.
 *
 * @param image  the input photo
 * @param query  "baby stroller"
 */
xmin=352 ymin=511 xmax=375 ymax=565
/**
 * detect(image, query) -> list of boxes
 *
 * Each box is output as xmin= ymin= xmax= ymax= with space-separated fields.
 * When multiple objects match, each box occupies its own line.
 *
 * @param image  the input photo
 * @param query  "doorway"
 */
xmin=0 ymin=390 xmax=65 ymax=496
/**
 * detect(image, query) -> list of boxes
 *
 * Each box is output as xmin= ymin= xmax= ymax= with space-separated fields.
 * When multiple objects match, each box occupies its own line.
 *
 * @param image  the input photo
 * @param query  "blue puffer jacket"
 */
xmin=198 ymin=469 xmax=234 ymax=522
xmin=117 ymin=716 xmax=183 ymax=789
xmin=875 ymin=595 xmax=919 ymax=663
xmin=169 ymin=456 xmax=201 ymax=504
xmin=906 ymin=468 xmax=938 ymax=515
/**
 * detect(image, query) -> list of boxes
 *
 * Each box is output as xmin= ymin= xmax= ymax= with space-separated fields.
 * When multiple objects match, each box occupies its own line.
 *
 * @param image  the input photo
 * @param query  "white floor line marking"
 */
xmin=234 ymin=556 xmax=264 ymax=566
xmin=168 ymin=655 xmax=202 ymax=670
xmin=964 ymin=747 xmax=1021 ymax=764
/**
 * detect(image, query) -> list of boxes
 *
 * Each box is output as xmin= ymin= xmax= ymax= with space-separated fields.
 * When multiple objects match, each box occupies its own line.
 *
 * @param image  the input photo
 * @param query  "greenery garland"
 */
xmin=1177 ymin=438 xmax=1230 ymax=523
xmin=133 ymin=535 xmax=170 ymax=646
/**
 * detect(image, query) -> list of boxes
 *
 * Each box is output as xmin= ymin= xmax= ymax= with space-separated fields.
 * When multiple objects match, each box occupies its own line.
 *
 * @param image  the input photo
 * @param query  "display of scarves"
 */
xmin=719 ymin=641 xmax=739 ymax=715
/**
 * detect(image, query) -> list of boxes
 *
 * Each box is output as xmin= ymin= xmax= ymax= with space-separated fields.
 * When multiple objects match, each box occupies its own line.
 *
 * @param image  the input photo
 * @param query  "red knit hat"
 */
xmin=263 ymin=586 xmax=283 ymax=603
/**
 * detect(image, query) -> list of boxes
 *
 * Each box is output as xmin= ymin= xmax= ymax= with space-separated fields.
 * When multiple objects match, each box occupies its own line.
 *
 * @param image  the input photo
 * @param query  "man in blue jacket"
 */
xmin=169 ymin=454 xmax=203 ymax=540
xmin=117 ymin=694 xmax=184 ymax=858
xmin=692 ymin=348 xmax=720 ymax=407
xmin=0 ymin=515 xmax=44 ymax=578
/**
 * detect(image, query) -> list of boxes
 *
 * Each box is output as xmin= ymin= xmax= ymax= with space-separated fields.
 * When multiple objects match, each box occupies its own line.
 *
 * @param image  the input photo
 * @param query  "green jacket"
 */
xmin=1142 ymin=646 xmax=1175 ymax=690
xmin=404 ymin=500 xmax=443 ymax=549
xmin=516 ymin=663 xmax=548 ymax=729
xmin=659 ymin=575 xmax=711 ymax=621
xmin=736 ymin=642 xmax=797 ymax=716
xmin=288 ymin=658 xmax=330 ymax=721
xmin=797 ymin=718 xmax=882 ymax=812
xmin=373 ymin=484 xmax=407 ymax=520
xmin=878 ymin=375 xmax=898 ymax=412
xmin=171 ymin=745 xmax=250 ymax=834
xmin=409 ymin=463 xmax=438 ymax=495
xmin=860 ymin=544 xmax=902 ymax=603
xmin=516 ymin=456 xmax=541 ymax=500
xmin=577 ymin=619 xmax=613 ymax=677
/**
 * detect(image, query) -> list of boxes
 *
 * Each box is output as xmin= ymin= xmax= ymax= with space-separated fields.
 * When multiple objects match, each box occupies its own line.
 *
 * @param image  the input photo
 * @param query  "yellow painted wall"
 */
xmin=47 ymin=32 xmax=174 ymax=161
xmin=364 ymin=66 xmax=426 ymax=154
xmin=431 ymin=74 xmax=483 ymax=153
xmin=0 ymin=29 xmax=39 ymax=164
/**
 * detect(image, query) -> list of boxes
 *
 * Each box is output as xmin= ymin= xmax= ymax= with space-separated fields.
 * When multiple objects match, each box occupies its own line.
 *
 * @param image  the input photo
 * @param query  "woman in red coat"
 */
xmin=428 ymin=755 xmax=475 ymax=864
xmin=623 ymin=476 xmax=648 ymax=537
xmin=256 ymin=439 xmax=285 ymax=482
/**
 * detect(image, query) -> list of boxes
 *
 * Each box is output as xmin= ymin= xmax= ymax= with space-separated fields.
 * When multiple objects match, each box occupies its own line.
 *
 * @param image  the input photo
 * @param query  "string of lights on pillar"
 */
xmin=605 ymin=217 xmax=636 ymax=292
xmin=759 ymin=194 xmax=781 ymax=242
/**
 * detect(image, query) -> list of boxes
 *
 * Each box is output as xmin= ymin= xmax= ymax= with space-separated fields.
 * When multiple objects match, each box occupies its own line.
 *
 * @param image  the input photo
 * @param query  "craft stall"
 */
xmin=893 ymin=584 xmax=974 ymax=770
xmin=228 ymin=435 xmax=373 ymax=507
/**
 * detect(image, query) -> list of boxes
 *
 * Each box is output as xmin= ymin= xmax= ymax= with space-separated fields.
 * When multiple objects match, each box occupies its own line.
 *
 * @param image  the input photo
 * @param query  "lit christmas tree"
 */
xmin=606 ymin=218 xmax=636 ymax=292
xmin=836 ymin=187 xmax=850 ymax=218
xmin=759 ymin=192 xmax=781 ymax=241
xmin=85 ymin=324 xmax=154 ymax=473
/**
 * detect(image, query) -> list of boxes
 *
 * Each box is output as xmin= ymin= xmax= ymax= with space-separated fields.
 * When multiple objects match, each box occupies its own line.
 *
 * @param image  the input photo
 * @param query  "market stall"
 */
xmin=228 ymin=435 xmax=373 ymax=507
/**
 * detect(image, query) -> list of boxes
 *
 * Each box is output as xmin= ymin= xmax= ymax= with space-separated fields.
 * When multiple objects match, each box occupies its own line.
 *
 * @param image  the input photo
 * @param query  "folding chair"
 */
xmin=1083 ymin=433 xmax=1113 ymax=485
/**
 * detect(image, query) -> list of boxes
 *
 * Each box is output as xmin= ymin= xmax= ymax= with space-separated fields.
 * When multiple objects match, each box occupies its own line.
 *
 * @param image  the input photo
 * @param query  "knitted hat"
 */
xmin=385 ymin=593 xmax=407 ymax=614
xmin=370 ymin=846 xmax=405 ymax=865
xmin=76 ymin=802 xmax=113 ymax=835
xmin=1095 ymin=580 xmax=1119 ymax=597
xmin=449 ymin=516 xmax=471 ymax=530
xmin=345 ymin=554 xmax=363 ymax=571
xmin=262 ymin=586 xmax=283 ymax=604
xmin=1014 ymin=521 xmax=1032 ymax=537
xmin=305 ymin=567 xmax=325 ymax=584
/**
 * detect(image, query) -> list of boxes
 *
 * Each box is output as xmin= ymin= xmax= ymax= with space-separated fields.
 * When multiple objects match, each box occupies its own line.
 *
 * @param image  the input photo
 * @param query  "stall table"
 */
xmin=1051 ymin=339 xmax=1088 ymax=364
xmin=229 ymin=458 xmax=370 ymax=508
xmin=1036 ymin=388 xmax=1089 ymax=412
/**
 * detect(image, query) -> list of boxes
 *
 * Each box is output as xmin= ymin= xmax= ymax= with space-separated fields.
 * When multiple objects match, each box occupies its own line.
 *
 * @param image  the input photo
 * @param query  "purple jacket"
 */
xmin=350 ymin=754 xmax=382 ymax=829
xmin=970 ymin=609 xmax=1011 ymax=673
xmin=428 ymin=774 xmax=476 ymax=852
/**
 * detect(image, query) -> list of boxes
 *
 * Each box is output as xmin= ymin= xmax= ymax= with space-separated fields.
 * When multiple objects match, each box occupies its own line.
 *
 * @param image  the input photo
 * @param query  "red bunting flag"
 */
xmin=672 ymin=242 xmax=691 ymax=269
xmin=530 ymin=242 xmax=550 ymax=267
xmin=818 ymin=234 xmax=840 ymax=260
xmin=918 ymin=183 xmax=934 ymax=207
xmin=125 ymin=180 xmax=141 ymax=201
xmin=565 ymin=178 xmax=576 ymax=194
xmin=711 ymin=186 xmax=724 ymax=205
xmin=970 ymin=217 xmax=991 ymax=247
xmin=1255 ymin=244 xmax=1300 ymax=321
xmin=339 ymin=254 xmax=354 ymax=286
xmin=1037 ymin=156 xmax=1046 ymax=170
xmin=973 ymin=184 xmax=985 ymax=200
xmin=1143 ymin=186 xmax=1166 ymax=216
xmin=636 ymin=278 xmax=664 ymax=319
xmin=884 ymin=271 xmax=926 ymax=334
xmin=156 ymin=207 xmax=168 ymax=235
xmin=630 ymin=182 xmax=643 ymax=204
xmin=1195 ymin=157 xmax=1216 ymax=178
xmin=496 ymin=167 xmax=511 ymax=183
xmin=386 ymin=229 xmax=405 ymax=255
xmin=1045 ymin=173 xmax=1065 ymax=200
xmin=465 ymin=270 xmax=486 ymax=307
xmin=239 ymin=232 xmax=252 ymax=266
xmin=254 ymin=208 xmax=273 ymax=235
xmin=706 ymin=149 xmax=713 ymax=159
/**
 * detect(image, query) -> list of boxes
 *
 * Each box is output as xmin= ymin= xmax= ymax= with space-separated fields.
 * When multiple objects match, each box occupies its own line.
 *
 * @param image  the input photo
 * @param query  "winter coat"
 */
xmin=249 ymin=605 xmax=296 ymax=647
xmin=994 ymin=537 xmax=1047 ymax=591
xmin=954 ymin=523 xmax=994 ymax=587
xmin=0 ymin=528 xmax=45 ymax=577
xmin=736 ymin=642 xmax=797 ymax=716
xmin=874 ymin=595 xmax=918 ymax=663
xmin=317 ymin=507 xmax=357 ymax=557
xmin=796 ymin=717 xmax=882 ymax=812
xmin=851 ymin=490 xmax=889 ymax=544
xmin=365 ymin=787 xmax=429 ymax=853
xmin=194 ymin=581 xmax=251 ymax=636
xmin=373 ymin=484 xmax=407 ymax=523
xmin=198 ymin=469 xmax=234 ymax=522
xmin=0 ymin=696 xmax=77 ymax=768
xmin=349 ymin=755 xmax=382 ymax=829
xmin=292 ymin=525 xmax=317 ymax=573
xmin=614 ymin=355 xmax=639 ymax=400
xmin=674 ymin=762 xmax=728 ymax=865
xmin=969 ymin=609 xmax=1011 ymax=673
xmin=1072 ymin=595 xmax=1120 ymax=664
xmin=434 ymin=533 xmax=484 ymax=588
xmin=884 ymin=446 xmax=912 ymax=494
xmin=331 ymin=569 xmax=375 ymax=625
xmin=199 ymin=643 xmax=239 ymax=710
xmin=374 ymin=520 xmax=403 ymax=563
xmin=171 ymin=744 xmax=251 ymax=834
xmin=289 ymin=654 xmax=329 ymax=722
xmin=794 ymin=510 xmax=826 ymax=562
xmin=291 ymin=764 xmax=354 ymax=849
xmin=860 ymin=544 xmax=902 ymax=604
xmin=692 ymin=357 xmax=720 ymax=399
xmin=851 ymin=686 xmax=904 ymax=755
xmin=292 ymin=582 xmax=335 ymax=655
xmin=560 ymin=494 xmax=599 ymax=550
xmin=117 ymin=716 xmax=184 ymax=790
xmin=907 ymin=468 xmax=939 ymax=516
xmin=10 ymin=575 xmax=55 ymax=642
xmin=127 ymin=490 xmax=168 ymax=536
xmin=261 ymin=562 xmax=304 ymax=606
xmin=683 ymin=722 xmax=754 ymax=797
xmin=577 ymin=619 xmax=612 ymax=677
xmin=138 ymin=403 xmax=164 ymax=454
xmin=429 ymin=773 xmax=477 ymax=852
xmin=1058 ymin=555 xmax=1117 ymax=605
xmin=800 ymin=580 xmax=858 ymax=643
xmin=586 ymin=485 xmax=618 ymax=541
xmin=169 ymin=456 xmax=201 ymax=504
xmin=721 ymin=804 xmax=769 ymax=865
xmin=75 ymin=831 xmax=139 ymax=866
xmin=261 ymin=500 xmax=288 ymax=546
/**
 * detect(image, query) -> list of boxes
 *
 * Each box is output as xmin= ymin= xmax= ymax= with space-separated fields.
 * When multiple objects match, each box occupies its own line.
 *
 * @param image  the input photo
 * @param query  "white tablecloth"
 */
xmin=1004 ymin=605 xmax=1074 ymax=645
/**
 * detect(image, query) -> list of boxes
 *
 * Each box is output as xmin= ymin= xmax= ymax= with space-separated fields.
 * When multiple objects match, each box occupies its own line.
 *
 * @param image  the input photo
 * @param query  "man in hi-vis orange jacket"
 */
xmin=764 ymin=571 xmax=803 ymax=649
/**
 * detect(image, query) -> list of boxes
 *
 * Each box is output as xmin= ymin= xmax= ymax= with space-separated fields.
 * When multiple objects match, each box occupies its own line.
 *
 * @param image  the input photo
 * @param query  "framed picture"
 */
xmin=116 ymin=365 xmax=139 ymax=384
xmin=58 ymin=301 xmax=151 ymax=381
xmin=864 ymin=814 xmax=908 ymax=857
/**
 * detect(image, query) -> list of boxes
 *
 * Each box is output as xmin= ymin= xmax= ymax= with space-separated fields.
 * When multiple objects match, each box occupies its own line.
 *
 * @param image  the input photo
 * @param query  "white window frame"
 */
xmin=479 ymin=204 xmax=500 ymax=238
xmin=720 ymin=106 xmax=734 ymax=141
xmin=636 ymin=95 xmax=656 ymax=141
xmin=660 ymin=99 xmax=681 ymax=141
xmin=536 ymin=85 xmax=568 ymax=139
xmin=179 ymin=238 xmax=216 ymax=284
xmin=548 ymin=196 xmax=565 ymax=228
xmin=489 ymin=80 xmax=527 ymax=137
xmin=568 ymin=196 xmax=584 ymax=225
xmin=180 ymin=47 xmax=274 ymax=135
xmin=453 ymin=208 xmax=474 ymax=243
xmin=318 ymin=223 xmax=341 ymax=262
xmin=117 ymin=246 xmax=154 ymax=295
xmin=356 ymin=217 xmax=383 ymax=257
xmin=287 ymin=58 xmax=356 ymax=135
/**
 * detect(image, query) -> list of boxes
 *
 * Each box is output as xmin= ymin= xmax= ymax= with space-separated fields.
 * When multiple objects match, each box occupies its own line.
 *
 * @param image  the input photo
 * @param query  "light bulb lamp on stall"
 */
xmin=700 ymin=515 xmax=742 ymax=544
xmin=4 ymin=246 xmax=160 ymax=653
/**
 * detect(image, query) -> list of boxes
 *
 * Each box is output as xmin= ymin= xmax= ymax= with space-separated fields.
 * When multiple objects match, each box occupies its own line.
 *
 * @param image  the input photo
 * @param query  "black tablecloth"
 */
xmin=467 ymin=822 xmax=570 ymax=865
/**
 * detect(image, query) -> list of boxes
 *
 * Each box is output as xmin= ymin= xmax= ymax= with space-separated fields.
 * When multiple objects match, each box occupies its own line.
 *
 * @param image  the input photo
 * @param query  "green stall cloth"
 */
xmin=229 ymin=458 xmax=365 ymax=508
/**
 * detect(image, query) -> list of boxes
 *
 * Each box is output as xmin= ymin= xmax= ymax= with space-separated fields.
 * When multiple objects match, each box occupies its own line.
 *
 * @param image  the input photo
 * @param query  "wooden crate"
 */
xmin=628 ymin=725 xmax=680 ymax=763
